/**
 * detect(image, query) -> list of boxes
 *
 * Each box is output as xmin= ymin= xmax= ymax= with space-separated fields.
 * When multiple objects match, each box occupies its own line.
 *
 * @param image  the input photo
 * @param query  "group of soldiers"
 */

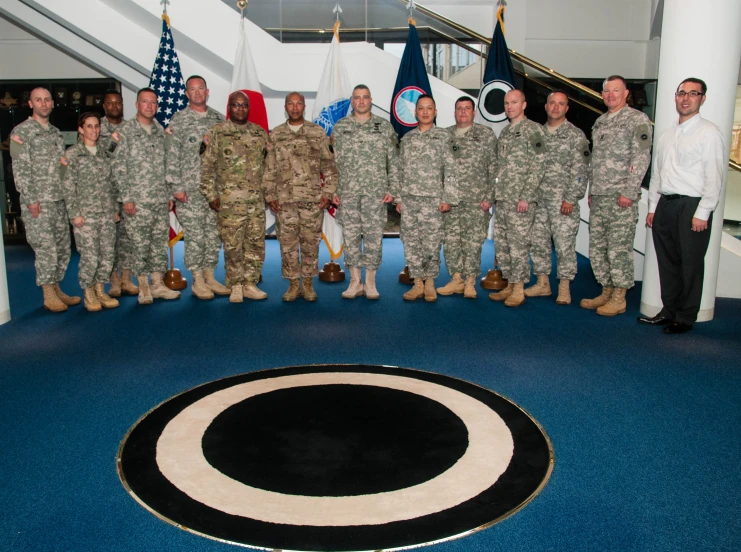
xmin=9 ymin=74 xmax=651 ymax=317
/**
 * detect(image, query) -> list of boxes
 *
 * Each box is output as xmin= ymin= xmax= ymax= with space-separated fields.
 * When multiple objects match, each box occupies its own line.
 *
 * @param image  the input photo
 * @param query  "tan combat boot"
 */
xmin=203 ymin=268 xmax=230 ymax=296
xmin=229 ymin=284 xmax=244 ymax=303
xmin=463 ymin=275 xmax=477 ymax=299
xmin=364 ymin=269 xmax=380 ymax=300
xmin=437 ymin=273 xmax=464 ymax=296
xmin=489 ymin=282 xmax=514 ymax=302
xmin=84 ymin=287 xmax=102 ymax=312
xmin=243 ymin=283 xmax=268 ymax=300
xmin=504 ymin=282 xmax=525 ymax=307
xmin=580 ymin=287 xmax=613 ymax=310
xmin=597 ymin=287 xmax=627 ymax=317
xmin=424 ymin=279 xmax=437 ymax=302
xmin=403 ymin=279 xmax=424 ymax=301
xmin=108 ymin=270 xmax=122 ymax=297
xmin=524 ymin=274 xmax=551 ymax=297
xmin=121 ymin=269 xmax=139 ymax=295
xmin=42 ymin=284 xmax=67 ymax=312
xmin=191 ymin=271 xmax=214 ymax=300
xmin=137 ymin=274 xmax=153 ymax=305
xmin=342 ymin=267 xmax=364 ymax=299
xmin=54 ymin=283 xmax=81 ymax=306
xmin=94 ymin=283 xmax=119 ymax=309
xmin=302 ymin=277 xmax=317 ymax=302
xmin=150 ymin=272 xmax=181 ymax=300
xmin=555 ymin=279 xmax=571 ymax=305
xmin=283 ymin=279 xmax=302 ymax=302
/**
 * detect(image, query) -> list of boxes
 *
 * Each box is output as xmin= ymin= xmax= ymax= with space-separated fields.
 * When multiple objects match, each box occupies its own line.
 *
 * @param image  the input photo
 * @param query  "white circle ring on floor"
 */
xmin=156 ymin=372 xmax=514 ymax=527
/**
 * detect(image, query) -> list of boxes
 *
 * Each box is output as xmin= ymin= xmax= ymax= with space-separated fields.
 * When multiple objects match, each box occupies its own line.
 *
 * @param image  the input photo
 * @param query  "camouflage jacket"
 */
xmin=262 ymin=120 xmax=338 ymax=204
xmin=331 ymin=113 xmax=401 ymax=199
xmin=396 ymin=126 xmax=458 ymax=205
xmin=61 ymin=144 xmax=116 ymax=219
xmin=111 ymin=118 xmax=168 ymax=205
xmin=99 ymin=117 xmax=122 ymax=155
xmin=200 ymin=120 xmax=268 ymax=205
xmin=166 ymin=106 xmax=223 ymax=195
xmin=9 ymin=118 xmax=65 ymax=205
xmin=496 ymin=118 xmax=547 ymax=203
xmin=589 ymin=106 xmax=652 ymax=200
xmin=446 ymin=123 xmax=497 ymax=204
xmin=540 ymin=120 xmax=590 ymax=204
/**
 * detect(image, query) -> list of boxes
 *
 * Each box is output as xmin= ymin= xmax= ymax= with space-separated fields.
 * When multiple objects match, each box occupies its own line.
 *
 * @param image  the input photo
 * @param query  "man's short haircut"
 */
xmin=353 ymin=84 xmax=371 ymax=95
xmin=186 ymin=75 xmax=207 ymax=88
xmin=29 ymin=87 xmax=51 ymax=99
xmin=455 ymin=96 xmax=475 ymax=109
xmin=229 ymin=90 xmax=250 ymax=104
xmin=78 ymin=112 xmax=101 ymax=128
xmin=678 ymin=77 xmax=707 ymax=95
xmin=603 ymin=75 xmax=628 ymax=89
xmin=285 ymin=91 xmax=306 ymax=103
xmin=505 ymin=89 xmax=526 ymax=102
xmin=416 ymin=94 xmax=435 ymax=107
xmin=546 ymin=90 xmax=569 ymax=103
xmin=136 ymin=87 xmax=157 ymax=101
xmin=103 ymin=89 xmax=122 ymax=102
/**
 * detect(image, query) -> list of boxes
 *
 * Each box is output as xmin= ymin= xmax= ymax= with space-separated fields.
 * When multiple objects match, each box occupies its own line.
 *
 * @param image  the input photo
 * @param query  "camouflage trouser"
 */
xmin=494 ymin=200 xmax=536 ymax=283
xmin=176 ymin=194 xmax=221 ymax=272
xmin=400 ymin=195 xmax=443 ymax=280
xmin=217 ymin=201 xmax=265 ymax=286
xmin=529 ymin=197 xmax=581 ymax=280
xmin=275 ymin=201 xmax=323 ymax=280
xmin=113 ymin=203 xmax=134 ymax=272
xmin=443 ymin=202 xmax=491 ymax=277
xmin=22 ymin=200 xmax=71 ymax=286
xmin=73 ymin=213 xmax=116 ymax=289
xmin=589 ymin=195 xmax=638 ymax=289
xmin=123 ymin=203 xmax=169 ymax=275
xmin=336 ymin=194 xmax=386 ymax=270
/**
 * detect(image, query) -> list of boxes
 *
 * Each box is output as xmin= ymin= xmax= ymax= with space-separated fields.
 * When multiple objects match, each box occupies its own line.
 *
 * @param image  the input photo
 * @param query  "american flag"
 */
xmin=148 ymin=15 xmax=188 ymax=127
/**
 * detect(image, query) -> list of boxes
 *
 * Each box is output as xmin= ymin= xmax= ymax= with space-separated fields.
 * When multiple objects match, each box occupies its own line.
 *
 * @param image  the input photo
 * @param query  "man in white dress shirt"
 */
xmin=640 ymin=78 xmax=725 ymax=334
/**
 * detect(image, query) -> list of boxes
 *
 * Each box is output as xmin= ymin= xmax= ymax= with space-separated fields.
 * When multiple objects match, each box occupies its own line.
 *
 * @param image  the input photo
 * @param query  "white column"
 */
xmin=640 ymin=0 xmax=741 ymax=321
xmin=0 ymin=230 xmax=10 ymax=325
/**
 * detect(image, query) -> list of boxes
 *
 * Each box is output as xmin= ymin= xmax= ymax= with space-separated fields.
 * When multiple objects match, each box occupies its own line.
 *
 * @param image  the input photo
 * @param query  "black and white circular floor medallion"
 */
xmin=117 ymin=365 xmax=553 ymax=551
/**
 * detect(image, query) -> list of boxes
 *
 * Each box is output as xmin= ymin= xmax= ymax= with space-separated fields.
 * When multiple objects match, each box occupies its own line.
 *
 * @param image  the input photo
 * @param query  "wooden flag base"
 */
xmin=398 ymin=265 xmax=414 ymax=285
xmin=318 ymin=261 xmax=345 ymax=282
xmin=164 ymin=268 xmax=187 ymax=290
xmin=480 ymin=268 xmax=508 ymax=291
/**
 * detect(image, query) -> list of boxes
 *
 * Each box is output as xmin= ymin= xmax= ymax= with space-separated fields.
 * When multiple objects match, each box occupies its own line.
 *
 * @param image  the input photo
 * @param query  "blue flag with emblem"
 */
xmin=390 ymin=22 xmax=433 ymax=139
xmin=148 ymin=13 xmax=188 ymax=127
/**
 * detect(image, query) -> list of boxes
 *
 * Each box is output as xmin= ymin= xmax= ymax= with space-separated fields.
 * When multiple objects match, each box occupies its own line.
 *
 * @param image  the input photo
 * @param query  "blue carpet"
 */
xmin=1 ymin=239 xmax=740 ymax=551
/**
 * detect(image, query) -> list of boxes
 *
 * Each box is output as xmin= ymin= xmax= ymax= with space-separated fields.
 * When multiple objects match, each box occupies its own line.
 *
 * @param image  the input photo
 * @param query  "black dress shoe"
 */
xmin=637 ymin=313 xmax=673 ymax=326
xmin=663 ymin=322 xmax=693 ymax=334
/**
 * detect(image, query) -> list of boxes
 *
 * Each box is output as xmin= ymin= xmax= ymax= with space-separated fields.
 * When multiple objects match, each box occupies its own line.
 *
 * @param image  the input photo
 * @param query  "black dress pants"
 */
xmin=652 ymin=195 xmax=712 ymax=325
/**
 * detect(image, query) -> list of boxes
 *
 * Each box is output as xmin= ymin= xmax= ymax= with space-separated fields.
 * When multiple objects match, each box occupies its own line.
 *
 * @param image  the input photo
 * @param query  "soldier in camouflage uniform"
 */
xmin=437 ymin=97 xmax=496 ymax=299
xmin=111 ymin=88 xmax=180 ymax=305
xmin=61 ymin=112 xmax=119 ymax=311
xmin=489 ymin=89 xmax=547 ymax=308
xmin=331 ymin=85 xmax=400 ymax=300
xmin=582 ymin=75 xmax=652 ymax=316
xmin=167 ymin=75 xmax=230 ymax=301
xmin=9 ymin=87 xmax=81 ymax=312
xmin=394 ymin=95 xmax=459 ymax=303
xmin=200 ymin=91 xmax=269 ymax=304
xmin=99 ymin=90 xmax=138 ymax=297
xmin=525 ymin=91 xmax=589 ymax=305
xmin=263 ymin=92 xmax=338 ymax=302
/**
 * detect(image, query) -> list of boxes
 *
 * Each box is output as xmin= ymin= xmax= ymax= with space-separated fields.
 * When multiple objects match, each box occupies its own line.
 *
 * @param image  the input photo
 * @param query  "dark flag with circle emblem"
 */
xmin=474 ymin=3 xmax=516 ymax=137
xmin=390 ymin=22 xmax=433 ymax=139
xmin=148 ymin=13 xmax=188 ymax=127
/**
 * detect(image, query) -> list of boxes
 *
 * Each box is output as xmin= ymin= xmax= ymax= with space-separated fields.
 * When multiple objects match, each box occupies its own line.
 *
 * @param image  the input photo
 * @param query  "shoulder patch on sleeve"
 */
xmin=530 ymin=134 xmax=545 ymax=153
xmin=12 ymin=134 xmax=24 ymax=145
xmin=111 ymin=131 xmax=120 ymax=142
xmin=579 ymin=138 xmax=591 ymax=158
xmin=634 ymin=123 xmax=652 ymax=149
xmin=165 ymin=127 xmax=174 ymax=135
xmin=203 ymin=134 xmax=210 ymax=146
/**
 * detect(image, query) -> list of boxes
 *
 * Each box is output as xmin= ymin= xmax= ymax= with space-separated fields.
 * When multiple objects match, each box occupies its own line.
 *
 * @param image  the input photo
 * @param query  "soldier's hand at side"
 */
xmin=114 ymin=212 xmax=121 ymax=223
xmin=332 ymin=194 xmax=341 ymax=206
xmin=691 ymin=217 xmax=708 ymax=232
xmin=28 ymin=203 xmax=41 ymax=218
xmin=209 ymin=198 xmax=221 ymax=212
xmin=588 ymin=195 xmax=592 ymax=207
xmin=174 ymin=191 xmax=188 ymax=203
xmin=123 ymin=202 xmax=136 ymax=216
xmin=395 ymin=203 xmax=402 ymax=214
xmin=517 ymin=200 xmax=529 ymax=213
xmin=439 ymin=202 xmax=451 ymax=213
xmin=382 ymin=193 xmax=394 ymax=204
xmin=168 ymin=200 xmax=175 ymax=211
xmin=617 ymin=195 xmax=633 ymax=208
xmin=269 ymin=200 xmax=281 ymax=213
xmin=72 ymin=216 xmax=85 ymax=229
xmin=561 ymin=201 xmax=574 ymax=216
xmin=646 ymin=213 xmax=654 ymax=228
xmin=319 ymin=197 xmax=331 ymax=210
xmin=481 ymin=201 xmax=492 ymax=211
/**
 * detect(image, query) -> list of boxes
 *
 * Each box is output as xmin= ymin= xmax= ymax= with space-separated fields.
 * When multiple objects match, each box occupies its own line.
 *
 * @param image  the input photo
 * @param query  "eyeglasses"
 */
xmin=675 ymin=91 xmax=704 ymax=98
xmin=229 ymin=103 xmax=249 ymax=109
